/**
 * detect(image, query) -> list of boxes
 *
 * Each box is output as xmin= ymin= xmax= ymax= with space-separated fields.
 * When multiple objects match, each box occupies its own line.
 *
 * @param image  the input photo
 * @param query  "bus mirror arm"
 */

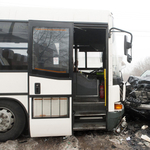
xmin=109 ymin=27 xmax=133 ymax=63
xmin=109 ymin=27 xmax=133 ymax=43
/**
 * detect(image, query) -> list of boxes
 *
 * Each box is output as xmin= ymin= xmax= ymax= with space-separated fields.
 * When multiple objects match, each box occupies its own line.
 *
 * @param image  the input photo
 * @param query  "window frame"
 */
xmin=78 ymin=51 xmax=104 ymax=70
xmin=28 ymin=20 xmax=73 ymax=78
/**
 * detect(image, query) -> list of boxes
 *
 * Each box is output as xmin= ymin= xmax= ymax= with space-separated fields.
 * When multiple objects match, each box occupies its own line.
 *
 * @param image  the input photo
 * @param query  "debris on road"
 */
xmin=0 ymin=119 xmax=150 ymax=149
xmin=141 ymin=125 xmax=148 ymax=130
xmin=126 ymin=137 xmax=131 ymax=141
xmin=141 ymin=135 xmax=150 ymax=143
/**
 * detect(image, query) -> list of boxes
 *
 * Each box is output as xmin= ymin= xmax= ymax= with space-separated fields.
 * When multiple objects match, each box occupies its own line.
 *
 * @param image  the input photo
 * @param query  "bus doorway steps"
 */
xmin=73 ymin=97 xmax=104 ymax=102
xmin=73 ymin=109 xmax=106 ymax=130
xmin=74 ymin=110 xmax=106 ymax=117
xmin=73 ymin=101 xmax=106 ymax=112
xmin=73 ymin=101 xmax=106 ymax=131
xmin=73 ymin=121 xmax=106 ymax=131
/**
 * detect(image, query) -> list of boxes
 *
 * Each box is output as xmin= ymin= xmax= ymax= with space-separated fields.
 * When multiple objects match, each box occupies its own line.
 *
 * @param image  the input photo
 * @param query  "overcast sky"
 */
xmin=1 ymin=0 xmax=150 ymax=73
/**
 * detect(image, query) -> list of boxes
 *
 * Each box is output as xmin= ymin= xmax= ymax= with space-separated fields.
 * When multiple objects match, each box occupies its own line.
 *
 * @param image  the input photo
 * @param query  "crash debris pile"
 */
xmin=124 ymin=121 xmax=150 ymax=149
xmin=124 ymin=75 xmax=150 ymax=118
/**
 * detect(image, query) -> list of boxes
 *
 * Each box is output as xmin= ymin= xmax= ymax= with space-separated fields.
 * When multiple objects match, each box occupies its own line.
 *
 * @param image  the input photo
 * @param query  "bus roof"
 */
xmin=0 ymin=6 xmax=112 ymax=23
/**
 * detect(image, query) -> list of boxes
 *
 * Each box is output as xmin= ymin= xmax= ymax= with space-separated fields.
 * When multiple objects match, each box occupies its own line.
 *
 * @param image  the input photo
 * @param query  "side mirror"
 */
xmin=124 ymin=35 xmax=132 ymax=63
xmin=127 ymin=54 xmax=132 ymax=63
xmin=109 ymin=28 xmax=133 ymax=63
xmin=124 ymin=35 xmax=132 ymax=55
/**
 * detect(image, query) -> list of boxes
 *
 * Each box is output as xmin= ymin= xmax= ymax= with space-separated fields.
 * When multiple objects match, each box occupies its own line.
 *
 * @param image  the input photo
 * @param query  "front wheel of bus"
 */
xmin=0 ymin=100 xmax=26 ymax=142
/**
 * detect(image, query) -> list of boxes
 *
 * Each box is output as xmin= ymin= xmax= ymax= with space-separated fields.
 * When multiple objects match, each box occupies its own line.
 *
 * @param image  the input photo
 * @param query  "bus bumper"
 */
xmin=106 ymin=108 xmax=124 ymax=131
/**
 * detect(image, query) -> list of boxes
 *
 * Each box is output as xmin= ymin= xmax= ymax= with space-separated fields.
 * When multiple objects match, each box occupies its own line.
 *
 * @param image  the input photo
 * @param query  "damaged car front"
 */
xmin=124 ymin=72 xmax=150 ymax=120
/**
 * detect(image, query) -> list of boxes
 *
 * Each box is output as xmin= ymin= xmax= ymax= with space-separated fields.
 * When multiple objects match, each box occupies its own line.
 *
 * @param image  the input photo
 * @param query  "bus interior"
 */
xmin=72 ymin=23 xmax=107 ymax=130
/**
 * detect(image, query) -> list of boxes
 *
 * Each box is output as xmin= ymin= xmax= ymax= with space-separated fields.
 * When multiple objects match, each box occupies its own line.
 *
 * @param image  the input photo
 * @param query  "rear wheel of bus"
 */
xmin=0 ymin=99 xmax=26 ymax=142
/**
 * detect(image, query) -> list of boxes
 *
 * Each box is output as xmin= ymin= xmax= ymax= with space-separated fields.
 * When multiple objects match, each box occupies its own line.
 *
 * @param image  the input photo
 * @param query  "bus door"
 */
xmin=28 ymin=21 xmax=73 ymax=137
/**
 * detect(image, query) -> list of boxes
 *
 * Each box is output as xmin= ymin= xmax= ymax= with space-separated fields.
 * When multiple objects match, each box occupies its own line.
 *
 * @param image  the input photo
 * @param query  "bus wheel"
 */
xmin=0 ymin=100 xmax=26 ymax=142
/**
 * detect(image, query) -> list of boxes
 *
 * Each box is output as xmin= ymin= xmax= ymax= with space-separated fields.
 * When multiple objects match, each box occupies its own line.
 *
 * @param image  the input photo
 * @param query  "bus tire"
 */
xmin=0 ymin=99 xmax=26 ymax=142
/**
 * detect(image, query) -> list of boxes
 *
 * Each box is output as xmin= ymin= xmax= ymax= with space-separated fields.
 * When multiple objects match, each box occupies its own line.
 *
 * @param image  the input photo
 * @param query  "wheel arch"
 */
xmin=0 ymin=97 xmax=29 ymax=131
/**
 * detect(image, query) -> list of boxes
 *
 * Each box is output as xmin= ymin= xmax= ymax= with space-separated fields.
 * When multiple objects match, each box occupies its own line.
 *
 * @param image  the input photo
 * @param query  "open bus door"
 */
xmin=72 ymin=24 xmax=108 ymax=131
xmin=28 ymin=20 xmax=73 ymax=137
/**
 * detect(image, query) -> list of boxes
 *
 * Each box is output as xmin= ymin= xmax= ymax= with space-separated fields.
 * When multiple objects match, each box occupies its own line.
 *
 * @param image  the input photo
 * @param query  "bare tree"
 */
xmin=122 ymin=57 xmax=150 ymax=81
xmin=131 ymin=57 xmax=150 ymax=76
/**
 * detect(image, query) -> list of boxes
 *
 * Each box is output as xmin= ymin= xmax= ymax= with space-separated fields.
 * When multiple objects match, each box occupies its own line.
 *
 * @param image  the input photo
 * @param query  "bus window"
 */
xmin=32 ymin=27 xmax=69 ymax=74
xmin=0 ymin=22 xmax=28 ymax=70
xmin=87 ymin=52 xmax=103 ymax=68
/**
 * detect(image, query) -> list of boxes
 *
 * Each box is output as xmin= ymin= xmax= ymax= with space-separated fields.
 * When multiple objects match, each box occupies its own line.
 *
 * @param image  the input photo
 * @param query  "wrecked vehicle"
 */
xmin=124 ymin=72 xmax=150 ymax=119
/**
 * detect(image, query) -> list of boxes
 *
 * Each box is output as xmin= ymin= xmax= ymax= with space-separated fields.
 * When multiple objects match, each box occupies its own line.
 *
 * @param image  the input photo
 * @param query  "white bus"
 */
xmin=0 ymin=6 xmax=132 ymax=141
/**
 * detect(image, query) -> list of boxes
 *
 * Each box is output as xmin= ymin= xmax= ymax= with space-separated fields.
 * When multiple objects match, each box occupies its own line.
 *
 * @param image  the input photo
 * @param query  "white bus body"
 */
xmin=0 ymin=6 xmax=132 ymax=141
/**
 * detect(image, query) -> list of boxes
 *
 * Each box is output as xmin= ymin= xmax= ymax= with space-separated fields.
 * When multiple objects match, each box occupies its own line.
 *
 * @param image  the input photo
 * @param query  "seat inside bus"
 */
xmin=1 ymin=49 xmax=14 ymax=65
xmin=21 ymin=55 xmax=28 ymax=65
xmin=0 ymin=49 xmax=28 ymax=69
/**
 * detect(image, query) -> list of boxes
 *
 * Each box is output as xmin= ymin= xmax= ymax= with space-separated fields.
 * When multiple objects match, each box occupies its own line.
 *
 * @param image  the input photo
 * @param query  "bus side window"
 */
xmin=0 ymin=21 xmax=28 ymax=70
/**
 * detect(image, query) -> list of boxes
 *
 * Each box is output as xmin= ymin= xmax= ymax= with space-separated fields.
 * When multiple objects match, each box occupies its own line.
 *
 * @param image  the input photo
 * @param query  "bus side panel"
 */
xmin=0 ymin=95 xmax=28 ymax=112
xmin=29 ymin=76 xmax=72 ymax=137
xmin=29 ymin=76 xmax=71 ymax=95
xmin=29 ymin=97 xmax=72 ymax=137
xmin=0 ymin=72 xmax=28 ymax=93
xmin=108 ymin=85 xmax=120 ymax=111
